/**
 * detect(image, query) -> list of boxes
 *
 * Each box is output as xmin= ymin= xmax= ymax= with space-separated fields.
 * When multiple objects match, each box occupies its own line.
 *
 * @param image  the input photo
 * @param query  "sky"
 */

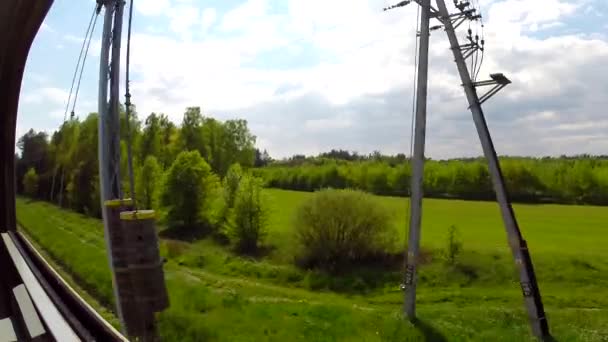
xmin=17 ymin=0 xmax=608 ymax=159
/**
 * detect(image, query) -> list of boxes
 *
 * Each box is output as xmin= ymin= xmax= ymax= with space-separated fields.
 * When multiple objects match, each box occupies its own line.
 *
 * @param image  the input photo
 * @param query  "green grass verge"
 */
xmin=15 ymin=192 xmax=608 ymax=341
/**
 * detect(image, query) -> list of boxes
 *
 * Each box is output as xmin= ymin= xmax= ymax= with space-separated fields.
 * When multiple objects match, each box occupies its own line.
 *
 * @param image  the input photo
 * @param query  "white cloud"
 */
xmin=201 ymin=8 xmax=217 ymax=32
xmin=486 ymin=0 xmax=579 ymax=28
xmin=220 ymin=0 xmax=270 ymax=32
xmin=135 ymin=0 xmax=171 ymax=16
xmin=25 ymin=0 xmax=608 ymax=159
xmin=168 ymin=4 xmax=200 ymax=39
xmin=305 ymin=117 xmax=353 ymax=131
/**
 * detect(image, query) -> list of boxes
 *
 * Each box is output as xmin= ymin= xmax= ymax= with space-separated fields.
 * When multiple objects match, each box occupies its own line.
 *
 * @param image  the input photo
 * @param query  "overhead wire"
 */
xmin=472 ymin=26 xmax=479 ymax=81
xmin=63 ymin=5 xmax=98 ymax=122
xmin=475 ymin=7 xmax=485 ymax=81
xmin=124 ymin=0 xmax=137 ymax=208
xmin=468 ymin=18 xmax=475 ymax=79
xmin=71 ymin=10 xmax=100 ymax=118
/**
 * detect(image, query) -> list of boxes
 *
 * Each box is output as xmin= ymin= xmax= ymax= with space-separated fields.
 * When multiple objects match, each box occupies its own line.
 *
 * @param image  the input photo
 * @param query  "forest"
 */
xmin=16 ymin=108 xmax=608 ymax=217
xmin=16 ymin=106 xmax=261 ymax=218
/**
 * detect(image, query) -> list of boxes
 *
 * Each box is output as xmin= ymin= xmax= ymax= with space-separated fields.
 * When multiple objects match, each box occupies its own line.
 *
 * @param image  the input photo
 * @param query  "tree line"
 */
xmin=254 ymin=154 xmax=608 ymax=205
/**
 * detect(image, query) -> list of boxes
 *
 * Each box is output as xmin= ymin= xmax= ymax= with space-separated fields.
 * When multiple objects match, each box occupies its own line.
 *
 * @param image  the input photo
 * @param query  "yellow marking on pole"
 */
xmin=120 ymin=210 xmax=155 ymax=221
xmin=104 ymin=198 xmax=134 ymax=207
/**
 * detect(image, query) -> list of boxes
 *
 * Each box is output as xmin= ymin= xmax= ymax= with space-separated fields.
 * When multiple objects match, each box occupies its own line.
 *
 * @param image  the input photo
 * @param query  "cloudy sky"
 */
xmin=17 ymin=0 xmax=608 ymax=159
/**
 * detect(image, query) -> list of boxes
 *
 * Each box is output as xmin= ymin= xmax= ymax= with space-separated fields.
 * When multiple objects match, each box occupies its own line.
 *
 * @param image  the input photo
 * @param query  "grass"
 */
xmin=15 ymin=191 xmax=608 ymax=341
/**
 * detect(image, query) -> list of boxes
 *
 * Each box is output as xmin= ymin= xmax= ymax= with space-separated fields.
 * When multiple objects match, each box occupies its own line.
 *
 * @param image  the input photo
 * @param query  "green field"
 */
xmin=15 ymin=190 xmax=608 ymax=341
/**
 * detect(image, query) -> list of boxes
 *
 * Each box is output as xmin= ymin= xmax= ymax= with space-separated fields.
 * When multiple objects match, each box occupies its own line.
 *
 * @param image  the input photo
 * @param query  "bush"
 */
xmin=226 ymin=174 xmax=269 ymax=253
xmin=23 ymin=167 xmax=39 ymax=198
xmin=294 ymin=189 xmax=396 ymax=272
xmin=161 ymin=151 xmax=220 ymax=230
xmin=444 ymin=225 xmax=462 ymax=265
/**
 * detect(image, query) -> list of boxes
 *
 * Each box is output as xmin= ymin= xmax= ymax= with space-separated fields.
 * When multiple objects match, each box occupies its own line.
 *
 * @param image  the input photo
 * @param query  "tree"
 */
xmin=254 ymin=149 xmax=272 ymax=167
xmin=223 ymin=119 xmax=256 ymax=171
xmin=65 ymin=113 xmax=100 ymax=213
xmin=136 ymin=156 xmax=163 ymax=210
xmin=16 ymin=129 xmax=51 ymax=196
xmin=162 ymin=150 xmax=220 ymax=230
xmin=23 ymin=168 xmax=39 ymax=198
xmin=49 ymin=120 xmax=80 ymax=202
xmin=179 ymin=107 xmax=204 ymax=153
xmin=223 ymin=163 xmax=243 ymax=209
xmin=200 ymin=117 xmax=226 ymax=174
xmin=140 ymin=113 xmax=162 ymax=161
xmin=227 ymin=174 xmax=268 ymax=253
xmin=158 ymin=114 xmax=178 ymax=167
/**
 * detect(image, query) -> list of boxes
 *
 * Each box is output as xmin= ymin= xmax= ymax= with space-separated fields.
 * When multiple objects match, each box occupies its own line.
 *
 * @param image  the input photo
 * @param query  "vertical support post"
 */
xmin=403 ymin=0 xmax=431 ymax=320
xmin=434 ymin=0 xmax=549 ymax=338
xmin=108 ymin=0 xmax=125 ymax=196
xmin=97 ymin=0 xmax=127 ymax=333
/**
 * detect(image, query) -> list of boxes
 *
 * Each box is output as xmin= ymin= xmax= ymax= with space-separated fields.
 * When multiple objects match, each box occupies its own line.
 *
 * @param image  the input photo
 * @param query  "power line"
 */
xmin=475 ymin=9 xmax=486 ymax=81
xmin=71 ymin=12 xmax=100 ymax=118
xmin=63 ymin=5 xmax=99 ymax=122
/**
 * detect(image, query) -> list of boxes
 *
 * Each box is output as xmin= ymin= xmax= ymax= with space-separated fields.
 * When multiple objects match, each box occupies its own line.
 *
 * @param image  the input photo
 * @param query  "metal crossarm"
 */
xmin=474 ymin=73 xmax=512 ymax=105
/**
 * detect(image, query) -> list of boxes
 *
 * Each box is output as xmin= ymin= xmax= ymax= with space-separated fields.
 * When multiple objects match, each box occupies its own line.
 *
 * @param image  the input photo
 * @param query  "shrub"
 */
xmin=161 ymin=150 xmax=220 ymax=230
xmin=294 ymin=189 xmax=395 ymax=272
xmin=226 ymin=174 xmax=269 ymax=253
xmin=23 ymin=167 xmax=39 ymax=198
xmin=444 ymin=225 xmax=462 ymax=265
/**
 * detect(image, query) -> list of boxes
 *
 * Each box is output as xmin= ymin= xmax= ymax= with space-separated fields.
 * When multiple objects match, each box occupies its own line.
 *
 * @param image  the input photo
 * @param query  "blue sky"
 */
xmin=18 ymin=0 xmax=608 ymax=158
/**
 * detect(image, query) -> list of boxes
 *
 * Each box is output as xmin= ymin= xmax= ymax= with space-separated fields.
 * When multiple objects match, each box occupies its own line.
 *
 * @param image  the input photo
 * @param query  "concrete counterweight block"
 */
xmin=104 ymin=198 xmax=136 ymax=315
xmin=119 ymin=210 xmax=169 ymax=313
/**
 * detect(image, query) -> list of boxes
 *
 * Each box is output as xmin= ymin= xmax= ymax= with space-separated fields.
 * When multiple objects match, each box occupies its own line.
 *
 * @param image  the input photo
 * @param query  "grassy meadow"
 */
xmin=15 ymin=190 xmax=608 ymax=341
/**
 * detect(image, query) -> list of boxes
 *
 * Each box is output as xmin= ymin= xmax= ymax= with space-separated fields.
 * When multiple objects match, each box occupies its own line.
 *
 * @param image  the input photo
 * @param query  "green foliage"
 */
xmin=162 ymin=150 xmax=221 ymax=230
xmin=23 ymin=168 xmax=39 ymax=197
xmin=136 ymin=155 xmax=163 ymax=210
xmin=60 ymin=114 xmax=100 ymax=214
xmin=17 ymin=107 xmax=257 ymax=215
xmin=444 ymin=225 xmax=463 ymax=265
xmin=177 ymin=108 xmax=256 ymax=176
xmin=294 ymin=189 xmax=396 ymax=271
xmin=227 ymin=174 xmax=269 ymax=253
xmin=223 ymin=163 xmax=243 ymax=209
xmin=257 ymin=156 xmax=608 ymax=205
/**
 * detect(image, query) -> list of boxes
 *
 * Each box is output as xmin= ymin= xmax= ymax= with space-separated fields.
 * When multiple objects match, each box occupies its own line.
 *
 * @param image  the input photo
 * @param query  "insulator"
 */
xmin=475 ymin=35 xmax=479 ymax=41
xmin=481 ymin=39 xmax=485 ymax=45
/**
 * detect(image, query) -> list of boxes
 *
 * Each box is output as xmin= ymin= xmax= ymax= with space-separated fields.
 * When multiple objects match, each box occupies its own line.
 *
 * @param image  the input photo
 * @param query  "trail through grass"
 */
xmin=15 ymin=192 xmax=608 ymax=341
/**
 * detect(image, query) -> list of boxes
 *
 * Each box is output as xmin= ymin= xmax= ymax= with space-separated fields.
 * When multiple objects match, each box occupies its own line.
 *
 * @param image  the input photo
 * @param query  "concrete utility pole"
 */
xmin=386 ymin=0 xmax=549 ymax=339
xmin=403 ymin=0 xmax=431 ymax=319
xmin=97 ymin=0 xmax=126 ymax=331
xmin=434 ymin=0 xmax=549 ymax=337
